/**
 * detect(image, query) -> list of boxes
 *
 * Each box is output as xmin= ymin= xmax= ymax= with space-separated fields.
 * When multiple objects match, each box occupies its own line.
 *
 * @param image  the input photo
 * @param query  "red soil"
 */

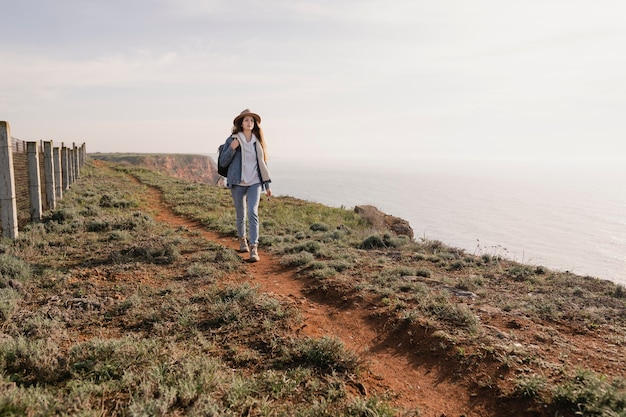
xmin=139 ymin=184 xmax=516 ymax=417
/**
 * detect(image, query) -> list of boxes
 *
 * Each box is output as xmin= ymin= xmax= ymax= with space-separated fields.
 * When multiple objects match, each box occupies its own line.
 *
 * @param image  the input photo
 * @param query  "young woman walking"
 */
xmin=218 ymin=109 xmax=272 ymax=262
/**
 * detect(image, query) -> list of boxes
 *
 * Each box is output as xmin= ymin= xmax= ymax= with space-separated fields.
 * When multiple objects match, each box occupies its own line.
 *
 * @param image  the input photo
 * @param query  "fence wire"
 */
xmin=1 ymin=132 xmax=85 ymax=238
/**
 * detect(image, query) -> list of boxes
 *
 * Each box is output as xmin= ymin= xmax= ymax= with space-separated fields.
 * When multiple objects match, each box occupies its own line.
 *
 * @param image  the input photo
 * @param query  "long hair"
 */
xmin=231 ymin=118 xmax=268 ymax=163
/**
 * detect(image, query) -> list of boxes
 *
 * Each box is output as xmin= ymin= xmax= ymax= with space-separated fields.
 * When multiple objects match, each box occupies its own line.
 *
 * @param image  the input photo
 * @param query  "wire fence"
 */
xmin=1 ymin=121 xmax=86 ymax=239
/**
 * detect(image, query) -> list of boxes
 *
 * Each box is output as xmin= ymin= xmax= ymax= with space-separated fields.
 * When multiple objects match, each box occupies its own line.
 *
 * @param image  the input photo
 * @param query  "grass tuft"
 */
xmin=2 ymin=159 xmax=623 ymax=416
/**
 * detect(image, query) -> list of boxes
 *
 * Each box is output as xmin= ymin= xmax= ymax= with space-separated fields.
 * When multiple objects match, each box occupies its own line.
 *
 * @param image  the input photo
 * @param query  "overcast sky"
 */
xmin=2 ymin=0 xmax=625 ymax=164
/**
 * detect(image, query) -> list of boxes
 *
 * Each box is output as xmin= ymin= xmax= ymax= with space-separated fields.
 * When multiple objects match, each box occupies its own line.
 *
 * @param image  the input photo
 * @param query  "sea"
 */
xmin=266 ymin=157 xmax=626 ymax=286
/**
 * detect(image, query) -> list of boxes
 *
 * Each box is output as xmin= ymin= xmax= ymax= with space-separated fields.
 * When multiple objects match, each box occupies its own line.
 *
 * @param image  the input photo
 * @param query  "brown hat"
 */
xmin=233 ymin=109 xmax=261 ymax=125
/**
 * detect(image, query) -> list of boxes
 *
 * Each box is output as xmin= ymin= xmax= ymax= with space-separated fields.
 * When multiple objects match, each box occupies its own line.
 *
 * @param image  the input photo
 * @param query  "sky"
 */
xmin=2 ymin=0 xmax=626 ymax=164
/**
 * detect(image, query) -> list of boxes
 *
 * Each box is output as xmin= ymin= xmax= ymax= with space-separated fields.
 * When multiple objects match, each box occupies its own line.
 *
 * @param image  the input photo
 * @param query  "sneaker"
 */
xmin=249 ymin=244 xmax=260 ymax=262
xmin=238 ymin=237 xmax=249 ymax=253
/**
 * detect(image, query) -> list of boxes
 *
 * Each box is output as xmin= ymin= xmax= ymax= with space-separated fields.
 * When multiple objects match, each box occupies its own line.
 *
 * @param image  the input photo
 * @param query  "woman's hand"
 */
xmin=230 ymin=138 xmax=240 ymax=149
xmin=266 ymin=189 xmax=273 ymax=199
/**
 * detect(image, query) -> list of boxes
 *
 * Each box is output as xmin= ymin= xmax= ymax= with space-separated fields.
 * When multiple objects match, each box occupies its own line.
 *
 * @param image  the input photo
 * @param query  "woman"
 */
xmin=218 ymin=109 xmax=272 ymax=262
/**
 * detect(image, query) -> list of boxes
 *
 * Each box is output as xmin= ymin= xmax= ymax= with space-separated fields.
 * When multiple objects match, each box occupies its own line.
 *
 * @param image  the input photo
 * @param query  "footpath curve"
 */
xmin=136 ymin=177 xmax=493 ymax=417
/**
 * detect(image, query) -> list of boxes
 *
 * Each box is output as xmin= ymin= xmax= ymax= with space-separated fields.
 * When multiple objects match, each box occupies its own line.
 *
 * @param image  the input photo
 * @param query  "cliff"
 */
xmin=354 ymin=205 xmax=414 ymax=239
xmin=89 ymin=153 xmax=221 ymax=184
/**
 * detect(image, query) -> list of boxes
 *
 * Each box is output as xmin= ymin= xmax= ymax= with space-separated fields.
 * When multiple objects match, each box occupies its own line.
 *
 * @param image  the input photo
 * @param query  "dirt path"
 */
xmin=140 ymin=182 xmax=494 ymax=417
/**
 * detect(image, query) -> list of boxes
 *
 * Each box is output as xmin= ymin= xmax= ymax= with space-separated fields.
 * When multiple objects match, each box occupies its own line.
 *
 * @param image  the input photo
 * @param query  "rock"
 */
xmin=443 ymin=286 xmax=477 ymax=299
xmin=354 ymin=205 xmax=414 ymax=239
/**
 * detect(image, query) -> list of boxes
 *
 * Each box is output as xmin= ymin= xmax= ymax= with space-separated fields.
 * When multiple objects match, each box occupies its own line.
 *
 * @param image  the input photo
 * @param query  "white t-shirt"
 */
xmin=239 ymin=133 xmax=261 ymax=186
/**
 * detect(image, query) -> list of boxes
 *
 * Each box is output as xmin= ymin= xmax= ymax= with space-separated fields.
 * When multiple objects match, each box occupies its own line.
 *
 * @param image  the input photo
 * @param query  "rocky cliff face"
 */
xmin=91 ymin=153 xmax=221 ymax=184
xmin=354 ymin=205 xmax=414 ymax=239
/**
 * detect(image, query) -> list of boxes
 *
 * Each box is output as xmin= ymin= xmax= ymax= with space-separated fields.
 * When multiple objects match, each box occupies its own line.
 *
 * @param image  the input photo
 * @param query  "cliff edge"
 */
xmin=90 ymin=153 xmax=221 ymax=184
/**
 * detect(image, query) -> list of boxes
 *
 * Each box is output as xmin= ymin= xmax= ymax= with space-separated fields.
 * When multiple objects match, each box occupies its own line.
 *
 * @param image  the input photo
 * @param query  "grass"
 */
xmin=0 ymin=162 xmax=395 ymax=416
xmin=553 ymin=369 xmax=626 ymax=416
xmin=0 ymin=158 xmax=625 ymax=416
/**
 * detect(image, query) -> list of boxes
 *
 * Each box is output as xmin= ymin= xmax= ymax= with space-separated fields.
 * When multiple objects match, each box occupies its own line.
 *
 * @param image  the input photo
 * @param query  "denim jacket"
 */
xmin=218 ymin=135 xmax=271 ymax=191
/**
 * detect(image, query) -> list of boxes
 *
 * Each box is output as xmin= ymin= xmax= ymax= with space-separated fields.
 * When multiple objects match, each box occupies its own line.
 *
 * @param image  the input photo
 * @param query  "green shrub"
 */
xmin=86 ymin=220 xmax=111 ymax=232
xmin=70 ymin=337 xmax=159 ymax=382
xmin=415 ymin=268 xmax=432 ymax=278
xmin=0 ymin=337 xmax=66 ymax=385
xmin=46 ymin=208 xmax=74 ymax=223
xmin=310 ymin=222 xmax=329 ymax=232
xmin=345 ymin=397 xmax=397 ymax=417
xmin=286 ymin=336 xmax=360 ymax=375
xmin=359 ymin=235 xmax=386 ymax=249
xmin=0 ymin=380 xmax=56 ymax=415
xmin=0 ymin=254 xmax=31 ymax=282
xmin=0 ymin=288 xmax=21 ymax=321
xmin=552 ymin=369 xmax=626 ymax=415
xmin=508 ymin=265 xmax=535 ymax=282
xmin=359 ymin=233 xmax=408 ymax=250
xmin=280 ymin=252 xmax=315 ymax=268
xmin=285 ymin=240 xmax=322 ymax=254
xmin=614 ymin=285 xmax=626 ymax=299
xmin=448 ymin=260 xmax=466 ymax=271
xmin=393 ymin=266 xmax=414 ymax=277
xmin=185 ymin=263 xmax=219 ymax=280
xmin=514 ymin=374 xmax=547 ymax=398
xmin=329 ymin=259 xmax=352 ymax=272
xmin=99 ymin=194 xmax=136 ymax=208
xmin=112 ymin=241 xmax=181 ymax=265
xmin=420 ymin=293 xmax=480 ymax=332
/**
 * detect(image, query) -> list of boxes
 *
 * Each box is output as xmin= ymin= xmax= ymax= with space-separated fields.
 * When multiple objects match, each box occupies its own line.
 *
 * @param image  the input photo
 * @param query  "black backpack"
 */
xmin=217 ymin=141 xmax=240 ymax=177
xmin=217 ymin=144 xmax=228 ymax=177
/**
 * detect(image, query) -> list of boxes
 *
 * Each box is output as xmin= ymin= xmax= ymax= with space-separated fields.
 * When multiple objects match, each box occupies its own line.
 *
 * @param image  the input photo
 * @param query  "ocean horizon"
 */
xmin=266 ymin=156 xmax=625 ymax=286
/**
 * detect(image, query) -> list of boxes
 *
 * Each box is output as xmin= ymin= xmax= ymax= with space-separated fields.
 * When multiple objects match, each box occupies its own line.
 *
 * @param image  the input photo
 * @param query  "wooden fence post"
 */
xmin=53 ymin=146 xmax=63 ymax=200
xmin=43 ymin=141 xmax=56 ymax=210
xmin=62 ymin=143 xmax=70 ymax=190
xmin=0 ymin=121 xmax=19 ymax=239
xmin=27 ymin=141 xmax=43 ymax=221
xmin=73 ymin=142 xmax=79 ymax=179
xmin=68 ymin=146 xmax=74 ymax=186
xmin=80 ymin=143 xmax=87 ymax=169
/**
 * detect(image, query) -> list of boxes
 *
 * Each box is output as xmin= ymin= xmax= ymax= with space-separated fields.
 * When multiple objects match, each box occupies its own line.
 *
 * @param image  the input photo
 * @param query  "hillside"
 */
xmin=1 ymin=157 xmax=625 ymax=416
xmin=90 ymin=152 xmax=220 ymax=184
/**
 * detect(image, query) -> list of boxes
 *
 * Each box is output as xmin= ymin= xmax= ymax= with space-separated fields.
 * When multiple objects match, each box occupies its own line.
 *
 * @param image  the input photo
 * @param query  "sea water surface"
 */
xmin=268 ymin=157 xmax=626 ymax=286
